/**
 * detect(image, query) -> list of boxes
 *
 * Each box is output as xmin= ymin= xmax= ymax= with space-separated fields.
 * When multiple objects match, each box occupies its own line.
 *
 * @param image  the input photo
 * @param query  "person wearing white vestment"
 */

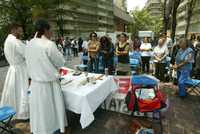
xmin=1 ymin=23 xmax=29 ymax=119
xmin=25 ymin=19 xmax=67 ymax=134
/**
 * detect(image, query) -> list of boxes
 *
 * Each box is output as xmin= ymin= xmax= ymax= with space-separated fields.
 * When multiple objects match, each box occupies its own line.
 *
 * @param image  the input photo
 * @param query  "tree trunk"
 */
xmin=171 ymin=8 xmax=177 ymax=42
xmin=171 ymin=0 xmax=182 ymax=43
xmin=163 ymin=0 xmax=173 ymax=33
xmin=185 ymin=0 xmax=197 ymax=37
xmin=163 ymin=0 xmax=168 ymax=32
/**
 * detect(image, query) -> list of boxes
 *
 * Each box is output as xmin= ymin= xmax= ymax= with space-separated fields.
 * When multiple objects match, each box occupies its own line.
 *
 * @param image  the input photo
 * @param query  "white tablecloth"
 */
xmin=61 ymin=73 xmax=118 ymax=128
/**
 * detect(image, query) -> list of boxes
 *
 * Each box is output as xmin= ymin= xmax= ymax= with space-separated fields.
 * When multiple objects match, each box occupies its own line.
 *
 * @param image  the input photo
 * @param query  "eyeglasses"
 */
xmin=92 ymin=35 xmax=97 ymax=37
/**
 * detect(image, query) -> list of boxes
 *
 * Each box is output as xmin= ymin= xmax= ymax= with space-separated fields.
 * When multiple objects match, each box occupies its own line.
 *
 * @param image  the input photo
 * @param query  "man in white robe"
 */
xmin=25 ymin=19 xmax=67 ymax=134
xmin=1 ymin=24 xmax=29 ymax=119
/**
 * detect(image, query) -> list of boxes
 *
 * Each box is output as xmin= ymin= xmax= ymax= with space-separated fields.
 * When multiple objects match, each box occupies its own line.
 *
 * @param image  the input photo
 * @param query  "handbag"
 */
xmin=126 ymin=85 xmax=167 ymax=112
xmin=137 ymin=88 xmax=166 ymax=112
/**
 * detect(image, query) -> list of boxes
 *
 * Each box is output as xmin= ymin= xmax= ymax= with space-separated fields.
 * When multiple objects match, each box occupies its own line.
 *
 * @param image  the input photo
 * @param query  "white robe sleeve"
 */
xmin=48 ymin=42 xmax=65 ymax=69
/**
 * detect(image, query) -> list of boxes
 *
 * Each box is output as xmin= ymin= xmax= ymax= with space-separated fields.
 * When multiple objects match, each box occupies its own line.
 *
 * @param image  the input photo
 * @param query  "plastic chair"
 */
xmin=77 ymin=53 xmax=88 ymax=71
xmin=0 ymin=106 xmax=16 ymax=133
xmin=185 ymin=79 xmax=200 ymax=95
xmin=129 ymin=51 xmax=141 ymax=74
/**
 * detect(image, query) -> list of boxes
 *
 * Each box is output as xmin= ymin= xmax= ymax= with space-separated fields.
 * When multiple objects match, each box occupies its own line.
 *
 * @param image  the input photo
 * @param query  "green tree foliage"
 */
xmin=0 ymin=0 xmax=34 ymax=39
xmin=0 ymin=0 xmax=59 ymax=43
xmin=130 ymin=8 xmax=163 ymax=38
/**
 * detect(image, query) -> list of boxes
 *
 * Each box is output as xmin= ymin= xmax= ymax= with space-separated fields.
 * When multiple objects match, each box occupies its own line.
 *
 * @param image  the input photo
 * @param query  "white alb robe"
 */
xmin=1 ymin=34 xmax=29 ymax=119
xmin=25 ymin=36 xmax=67 ymax=134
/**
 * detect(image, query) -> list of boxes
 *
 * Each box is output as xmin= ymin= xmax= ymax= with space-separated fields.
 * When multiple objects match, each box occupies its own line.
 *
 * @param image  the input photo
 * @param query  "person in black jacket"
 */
xmin=99 ymin=36 xmax=114 ymax=74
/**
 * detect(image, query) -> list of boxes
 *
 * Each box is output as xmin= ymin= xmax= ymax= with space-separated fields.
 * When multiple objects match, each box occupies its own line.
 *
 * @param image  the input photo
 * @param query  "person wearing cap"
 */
xmin=1 ymin=23 xmax=29 ymax=119
xmin=25 ymin=19 xmax=67 ymax=134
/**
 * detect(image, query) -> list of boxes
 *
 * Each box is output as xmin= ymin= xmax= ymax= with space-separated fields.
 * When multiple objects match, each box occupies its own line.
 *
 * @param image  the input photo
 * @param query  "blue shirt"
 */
xmin=129 ymin=51 xmax=141 ymax=66
xmin=175 ymin=47 xmax=194 ymax=71
xmin=129 ymin=51 xmax=141 ymax=61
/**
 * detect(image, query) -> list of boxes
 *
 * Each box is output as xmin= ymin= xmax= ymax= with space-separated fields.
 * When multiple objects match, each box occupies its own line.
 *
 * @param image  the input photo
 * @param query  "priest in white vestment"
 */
xmin=1 ymin=24 xmax=29 ymax=119
xmin=25 ymin=19 xmax=67 ymax=134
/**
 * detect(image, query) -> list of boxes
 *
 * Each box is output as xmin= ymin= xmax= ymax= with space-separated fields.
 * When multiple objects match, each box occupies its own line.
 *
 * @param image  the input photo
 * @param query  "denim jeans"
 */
xmin=88 ymin=56 xmax=99 ymax=73
xmin=102 ymin=55 xmax=114 ymax=74
xmin=177 ymin=69 xmax=191 ymax=97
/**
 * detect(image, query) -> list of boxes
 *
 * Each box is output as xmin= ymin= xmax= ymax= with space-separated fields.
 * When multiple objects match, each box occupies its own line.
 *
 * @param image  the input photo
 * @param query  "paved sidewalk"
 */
xmin=161 ymin=83 xmax=200 ymax=134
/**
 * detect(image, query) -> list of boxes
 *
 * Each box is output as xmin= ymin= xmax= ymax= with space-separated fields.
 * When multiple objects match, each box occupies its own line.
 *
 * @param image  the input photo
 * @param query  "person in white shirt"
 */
xmin=25 ymin=19 xmax=67 ymax=134
xmin=161 ymin=32 xmax=172 ymax=53
xmin=1 ymin=23 xmax=29 ymax=119
xmin=82 ymin=40 xmax=88 ymax=51
xmin=140 ymin=37 xmax=152 ymax=73
xmin=71 ymin=39 xmax=78 ymax=57
xmin=153 ymin=39 xmax=169 ymax=81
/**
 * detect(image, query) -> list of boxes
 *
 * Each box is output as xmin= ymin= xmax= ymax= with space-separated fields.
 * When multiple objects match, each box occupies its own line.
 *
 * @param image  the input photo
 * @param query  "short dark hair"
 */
xmin=35 ymin=19 xmax=51 ymax=38
xmin=9 ymin=23 xmax=22 ymax=33
xmin=160 ymin=32 xmax=167 ymax=38
xmin=134 ymin=36 xmax=139 ymax=39
xmin=120 ymin=33 xmax=127 ymax=38
xmin=89 ymin=32 xmax=97 ymax=39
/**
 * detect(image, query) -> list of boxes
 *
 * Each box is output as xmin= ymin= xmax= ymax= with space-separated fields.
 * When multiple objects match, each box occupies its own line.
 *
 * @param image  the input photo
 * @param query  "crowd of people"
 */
xmin=55 ymin=31 xmax=200 ymax=86
xmin=56 ymin=37 xmax=83 ymax=59
xmin=58 ymin=32 xmax=200 ymax=99
xmin=1 ymin=18 xmax=200 ymax=134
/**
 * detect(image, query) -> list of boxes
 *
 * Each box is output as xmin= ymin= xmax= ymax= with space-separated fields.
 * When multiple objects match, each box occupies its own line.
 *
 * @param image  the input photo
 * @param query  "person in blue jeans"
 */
xmin=88 ymin=32 xmax=100 ymax=73
xmin=173 ymin=38 xmax=194 ymax=98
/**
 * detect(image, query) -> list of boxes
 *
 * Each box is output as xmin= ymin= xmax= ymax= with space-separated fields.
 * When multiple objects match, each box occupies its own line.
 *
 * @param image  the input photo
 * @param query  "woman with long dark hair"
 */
xmin=99 ymin=36 xmax=114 ymax=74
xmin=25 ymin=19 xmax=67 ymax=134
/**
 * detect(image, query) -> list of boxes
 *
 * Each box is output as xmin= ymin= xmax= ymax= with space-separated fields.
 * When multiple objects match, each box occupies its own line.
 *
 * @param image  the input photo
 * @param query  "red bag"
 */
xmin=125 ymin=85 xmax=141 ymax=111
xmin=156 ymin=90 xmax=167 ymax=108
xmin=138 ymin=97 xmax=161 ymax=112
xmin=138 ymin=89 xmax=166 ymax=112
xmin=126 ymin=84 xmax=167 ymax=112
xmin=125 ymin=91 xmax=136 ymax=111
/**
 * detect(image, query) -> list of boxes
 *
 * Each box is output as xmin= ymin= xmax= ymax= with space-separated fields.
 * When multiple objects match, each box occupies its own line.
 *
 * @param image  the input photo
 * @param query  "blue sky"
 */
xmin=127 ymin=0 xmax=148 ymax=11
